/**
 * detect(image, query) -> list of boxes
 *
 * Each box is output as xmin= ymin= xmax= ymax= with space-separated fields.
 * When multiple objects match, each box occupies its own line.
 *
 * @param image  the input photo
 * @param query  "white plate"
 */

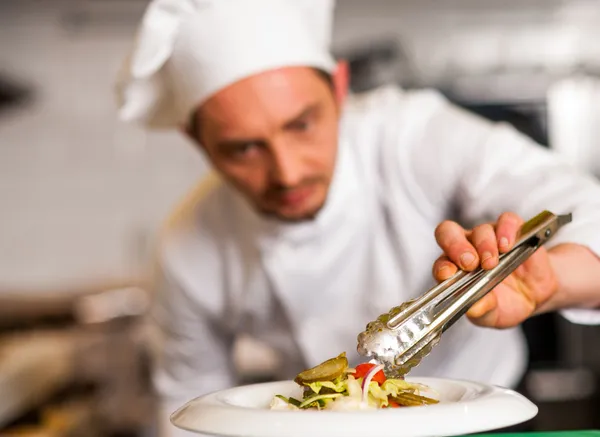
xmin=171 ymin=377 xmax=538 ymax=437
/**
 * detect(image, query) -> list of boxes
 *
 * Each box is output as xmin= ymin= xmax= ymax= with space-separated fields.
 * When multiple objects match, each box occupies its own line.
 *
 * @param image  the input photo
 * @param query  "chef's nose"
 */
xmin=270 ymin=145 xmax=303 ymax=187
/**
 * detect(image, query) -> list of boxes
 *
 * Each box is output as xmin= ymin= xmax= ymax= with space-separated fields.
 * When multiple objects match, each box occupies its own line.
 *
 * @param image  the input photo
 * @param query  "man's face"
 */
xmin=193 ymin=67 xmax=341 ymax=222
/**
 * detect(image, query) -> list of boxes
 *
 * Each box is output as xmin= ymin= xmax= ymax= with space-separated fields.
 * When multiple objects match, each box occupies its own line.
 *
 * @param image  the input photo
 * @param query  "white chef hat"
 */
xmin=115 ymin=0 xmax=337 ymax=129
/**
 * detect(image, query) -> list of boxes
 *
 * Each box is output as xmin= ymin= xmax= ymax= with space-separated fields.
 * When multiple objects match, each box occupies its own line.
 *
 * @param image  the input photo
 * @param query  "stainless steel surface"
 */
xmin=357 ymin=210 xmax=573 ymax=377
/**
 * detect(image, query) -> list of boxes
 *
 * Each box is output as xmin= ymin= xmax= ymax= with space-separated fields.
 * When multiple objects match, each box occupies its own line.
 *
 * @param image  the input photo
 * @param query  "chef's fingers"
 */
xmin=495 ymin=212 xmax=524 ymax=253
xmin=434 ymin=220 xmax=479 ymax=271
xmin=469 ymin=223 xmax=499 ymax=270
xmin=466 ymin=293 xmax=498 ymax=326
xmin=432 ymin=255 xmax=458 ymax=281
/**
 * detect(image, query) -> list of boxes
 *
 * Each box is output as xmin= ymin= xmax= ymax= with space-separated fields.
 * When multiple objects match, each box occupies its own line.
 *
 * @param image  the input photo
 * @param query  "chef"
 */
xmin=115 ymin=0 xmax=600 ymax=435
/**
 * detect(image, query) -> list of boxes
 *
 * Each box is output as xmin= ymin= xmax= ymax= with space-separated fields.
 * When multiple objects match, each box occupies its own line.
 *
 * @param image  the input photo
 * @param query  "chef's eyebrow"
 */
xmin=214 ymin=102 xmax=321 ymax=150
xmin=216 ymin=137 xmax=266 ymax=151
xmin=282 ymin=102 xmax=319 ymax=130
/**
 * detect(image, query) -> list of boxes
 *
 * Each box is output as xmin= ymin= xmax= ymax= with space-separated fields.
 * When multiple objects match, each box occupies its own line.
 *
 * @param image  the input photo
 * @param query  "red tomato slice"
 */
xmin=354 ymin=363 xmax=386 ymax=385
xmin=387 ymin=400 xmax=401 ymax=408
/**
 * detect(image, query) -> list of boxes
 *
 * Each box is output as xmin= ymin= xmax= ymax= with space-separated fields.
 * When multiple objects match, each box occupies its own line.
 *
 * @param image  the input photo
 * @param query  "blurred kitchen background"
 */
xmin=1 ymin=0 xmax=600 ymax=435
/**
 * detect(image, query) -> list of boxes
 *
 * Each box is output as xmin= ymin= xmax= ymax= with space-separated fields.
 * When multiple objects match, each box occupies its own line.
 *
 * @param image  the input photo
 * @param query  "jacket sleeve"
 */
xmin=148 ymin=259 xmax=236 ymax=437
xmin=394 ymin=90 xmax=600 ymax=324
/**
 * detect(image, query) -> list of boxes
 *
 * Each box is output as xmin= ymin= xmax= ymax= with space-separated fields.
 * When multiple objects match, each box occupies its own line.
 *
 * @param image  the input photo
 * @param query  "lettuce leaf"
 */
xmin=346 ymin=375 xmax=363 ymax=399
xmin=305 ymin=377 xmax=348 ymax=394
xmin=365 ymin=378 xmax=430 ymax=407
xmin=381 ymin=379 xmax=419 ymax=397
xmin=367 ymin=381 xmax=389 ymax=407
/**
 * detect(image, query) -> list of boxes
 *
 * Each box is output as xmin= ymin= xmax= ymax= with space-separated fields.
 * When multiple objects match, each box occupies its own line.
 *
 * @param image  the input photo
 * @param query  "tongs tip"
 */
xmin=558 ymin=212 xmax=573 ymax=227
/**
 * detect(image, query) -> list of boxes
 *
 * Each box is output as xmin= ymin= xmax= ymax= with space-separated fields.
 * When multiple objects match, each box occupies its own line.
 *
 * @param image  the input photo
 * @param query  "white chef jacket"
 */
xmin=150 ymin=85 xmax=600 ymax=437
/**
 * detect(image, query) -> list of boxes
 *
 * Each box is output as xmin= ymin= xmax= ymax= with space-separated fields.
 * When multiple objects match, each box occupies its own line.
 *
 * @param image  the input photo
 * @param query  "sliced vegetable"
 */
xmin=346 ymin=375 xmax=362 ymax=399
xmin=366 ymin=381 xmax=389 ymax=407
xmin=305 ymin=378 xmax=347 ymax=394
xmin=354 ymin=363 xmax=386 ymax=385
xmin=274 ymin=395 xmax=302 ymax=407
xmin=392 ymin=392 xmax=439 ymax=406
xmin=288 ymin=397 xmax=302 ymax=407
xmin=272 ymin=351 xmax=438 ymax=412
xmin=381 ymin=379 xmax=418 ymax=397
xmin=361 ymin=364 xmax=384 ymax=403
xmin=294 ymin=352 xmax=348 ymax=385
xmin=299 ymin=393 xmax=343 ymax=409
xmin=270 ymin=396 xmax=300 ymax=410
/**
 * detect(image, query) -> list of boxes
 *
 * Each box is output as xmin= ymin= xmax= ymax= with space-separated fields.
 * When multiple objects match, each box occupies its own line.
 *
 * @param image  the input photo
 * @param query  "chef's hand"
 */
xmin=432 ymin=212 xmax=559 ymax=328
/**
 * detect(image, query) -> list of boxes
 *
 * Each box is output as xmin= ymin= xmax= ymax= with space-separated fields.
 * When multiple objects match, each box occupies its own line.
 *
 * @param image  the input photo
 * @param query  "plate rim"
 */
xmin=170 ymin=376 xmax=538 ymax=437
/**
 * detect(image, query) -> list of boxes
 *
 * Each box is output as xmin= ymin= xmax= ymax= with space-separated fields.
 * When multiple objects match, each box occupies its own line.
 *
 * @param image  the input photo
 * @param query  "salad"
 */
xmin=270 ymin=352 xmax=438 ymax=411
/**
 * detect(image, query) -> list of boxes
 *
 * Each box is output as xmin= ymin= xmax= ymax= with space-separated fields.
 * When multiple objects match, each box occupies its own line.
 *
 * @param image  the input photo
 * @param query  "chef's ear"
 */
xmin=332 ymin=59 xmax=350 ymax=106
xmin=181 ymin=108 xmax=204 ymax=149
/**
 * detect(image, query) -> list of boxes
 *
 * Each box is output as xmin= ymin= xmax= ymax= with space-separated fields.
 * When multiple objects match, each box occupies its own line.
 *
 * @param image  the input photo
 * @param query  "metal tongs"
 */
xmin=356 ymin=210 xmax=573 ymax=377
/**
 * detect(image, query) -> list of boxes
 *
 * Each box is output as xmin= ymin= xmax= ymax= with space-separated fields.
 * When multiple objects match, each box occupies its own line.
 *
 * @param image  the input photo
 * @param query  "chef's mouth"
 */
xmin=257 ymin=183 xmax=326 ymax=222
xmin=276 ymin=185 xmax=315 ymax=206
xmin=264 ymin=181 xmax=321 ymax=209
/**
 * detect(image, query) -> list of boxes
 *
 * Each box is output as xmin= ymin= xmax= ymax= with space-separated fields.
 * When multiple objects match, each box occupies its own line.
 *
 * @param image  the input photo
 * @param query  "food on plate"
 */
xmin=294 ymin=353 xmax=349 ymax=384
xmin=270 ymin=352 xmax=439 ymax=411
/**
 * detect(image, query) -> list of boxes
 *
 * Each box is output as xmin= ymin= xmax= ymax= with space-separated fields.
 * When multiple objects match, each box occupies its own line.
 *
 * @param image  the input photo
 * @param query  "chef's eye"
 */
xmin=288 ymin=118 xmax=312 ymax=132
xmin=223 ymin=142 xmax=262 ymax=159
xmin=234 ymin=143 xmax=256 ymax=154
